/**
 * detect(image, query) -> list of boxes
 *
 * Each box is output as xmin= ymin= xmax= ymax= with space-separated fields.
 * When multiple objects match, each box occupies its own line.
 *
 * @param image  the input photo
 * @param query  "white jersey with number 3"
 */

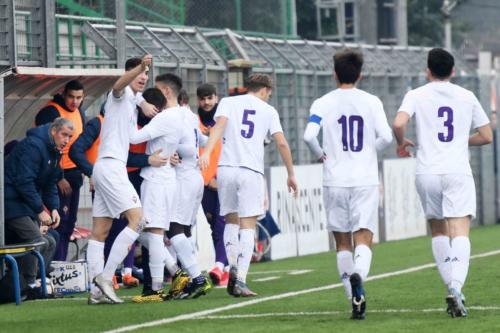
xmin=215 ymin=94 xmax=283 ymax=174
xmin=398 ymin=81 xmax=490 ymax=175
xmin=309 ymin=88 xmax=392 ymax=187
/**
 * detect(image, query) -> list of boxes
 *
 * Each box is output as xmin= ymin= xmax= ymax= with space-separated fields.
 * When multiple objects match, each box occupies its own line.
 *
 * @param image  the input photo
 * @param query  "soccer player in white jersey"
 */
xmin=393 ymin=48 xmax=492 ymax=318
xmin=304 ymin=49 xmax=392 ymax=320
xmin=128 ymin=74 xmax=186 ymax=302
xmin=87 ymin=55 xmax=157 ymax=305
xmin=200 ymin=74 xmax=298 ymax=297
xmin=167 ymin=94 xmax=212 ymax=299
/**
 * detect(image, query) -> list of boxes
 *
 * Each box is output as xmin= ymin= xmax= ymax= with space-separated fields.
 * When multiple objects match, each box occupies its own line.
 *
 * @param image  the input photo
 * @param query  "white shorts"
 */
xmin=171 ymin=170 xmax=204 ymax=226
xmin=93 ymin=158 xmax=141 ymax=219
xmin=415 ymin=174 xmax=476 ymax=219
xmin=323 ymin=185 xmax=379 ymax=233
xmin=141 ymin=178 xmax=176 ymax=230
xmin=217 ymin=166 xmax=265 ymax=218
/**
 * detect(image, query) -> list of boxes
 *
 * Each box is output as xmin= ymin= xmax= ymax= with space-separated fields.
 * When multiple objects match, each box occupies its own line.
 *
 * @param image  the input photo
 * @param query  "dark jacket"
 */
xmin=4 ymin=124 xmax=61 ymax=220
xmin=34 ymin=94 xmax=86 ymax=127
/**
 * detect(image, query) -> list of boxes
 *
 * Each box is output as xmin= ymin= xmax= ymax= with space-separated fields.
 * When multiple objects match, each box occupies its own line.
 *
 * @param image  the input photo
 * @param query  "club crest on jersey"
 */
xmin=132 ymin=195 xmax=138 ymax=203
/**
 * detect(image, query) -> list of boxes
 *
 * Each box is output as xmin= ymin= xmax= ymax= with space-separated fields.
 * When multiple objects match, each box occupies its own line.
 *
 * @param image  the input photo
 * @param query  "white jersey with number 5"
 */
xmin=398 ymin=81 xmax=490 ymax=175
xmin=215 ymin=94 xmax=283 ymax=174
xmin=309 ymin=88 xmax=392 ymax=187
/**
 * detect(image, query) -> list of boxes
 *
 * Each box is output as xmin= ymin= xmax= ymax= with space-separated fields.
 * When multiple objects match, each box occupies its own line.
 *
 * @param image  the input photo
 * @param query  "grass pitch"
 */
xmin=3 ymin=224 xmax=500 ymax=333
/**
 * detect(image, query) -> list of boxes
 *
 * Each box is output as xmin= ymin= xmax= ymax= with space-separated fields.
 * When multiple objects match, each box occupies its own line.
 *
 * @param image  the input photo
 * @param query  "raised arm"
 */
xmin=113 ymin=54 xmax=152 ymax=98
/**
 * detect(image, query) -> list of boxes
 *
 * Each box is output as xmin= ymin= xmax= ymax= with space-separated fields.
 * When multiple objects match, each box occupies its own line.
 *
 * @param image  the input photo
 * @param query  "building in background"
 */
xmin=303 ymin=0 xmax=407 ymax=45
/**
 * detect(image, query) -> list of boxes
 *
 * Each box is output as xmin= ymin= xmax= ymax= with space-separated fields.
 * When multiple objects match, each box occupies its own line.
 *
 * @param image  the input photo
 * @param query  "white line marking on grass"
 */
xmin=248 ymin=269 xmax=313 ymax=275
xmin=196 ymin=306 xmax=500 ymax=320
xmin=253 ymin=276 xmax=280 ymax=282
xmin=103 ymin=249 xmax=500 ymax=333
xmin=288 ymin=269 xmax=312 ymax=275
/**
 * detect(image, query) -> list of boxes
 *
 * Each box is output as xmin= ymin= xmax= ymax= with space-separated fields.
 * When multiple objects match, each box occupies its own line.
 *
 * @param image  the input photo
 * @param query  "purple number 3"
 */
xmin=241 ymin=109 xmax=256 ymax=138
xmin=438 ymin=106 xmax=454 ymax=142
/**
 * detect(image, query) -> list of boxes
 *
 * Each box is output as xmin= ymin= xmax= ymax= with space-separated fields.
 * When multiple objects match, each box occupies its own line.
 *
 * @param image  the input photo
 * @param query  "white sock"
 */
xmin=86 ymin=239 xmax=105 ymax=296
xmin=237 ymin=228 xmax=255 ymax=283
xmin=337 ymin=250 xmax=354 ymax=300
xmin=102 ymin=227 xmax=139 ymax=280
xmin=171 ymin=234 xmax=200 ymax=278
xmin=147 ymin=233 xmax=166 ymax=291
xmin=224 ymin=223 xmax=240 ymax=267
xmin=137 ymin=232 xmax=149 ymax=249
xmin=432 ymin=235 xmax=452 ymax=286
xmin=188 ymin=236 xmax=198 ymax=258
xmin=215 ymin=262 xmax=225 ymax=271
xmin=449 ymin=236 xmax=470 ymax=293
xmin=167 ymin=243 xmax=177 ymax=263
xmin=353 ymin=244 xmax=372 ymax=281
xmin=164 ymin=246 xmax=179 ymax=276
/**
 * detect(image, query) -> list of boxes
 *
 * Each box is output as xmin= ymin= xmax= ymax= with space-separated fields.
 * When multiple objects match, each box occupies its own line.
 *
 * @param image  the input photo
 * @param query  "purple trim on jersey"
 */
xmin=309 ymin=114 xmax=322 ymax=124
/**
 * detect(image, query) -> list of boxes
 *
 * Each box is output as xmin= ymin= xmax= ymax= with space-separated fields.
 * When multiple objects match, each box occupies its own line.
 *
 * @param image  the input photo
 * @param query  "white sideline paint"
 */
xmin=102 ymin=249 xmax=500 ymax=333
xmin=288 ymin=269 xmax=313 ymax=275
xmin=196 ymin=306 xmax=500 ymax=320
xmin=253 ymin=276 xmax=280 ymax=282
xmin=248 ymin=269 xmax=313 ymax=275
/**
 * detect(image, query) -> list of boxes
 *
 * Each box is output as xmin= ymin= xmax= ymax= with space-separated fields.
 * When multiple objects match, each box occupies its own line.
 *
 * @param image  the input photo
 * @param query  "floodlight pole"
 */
xmin=442 ymin=0 xmax=458 ymax=50
xmin=115 ymin=0 xmax=126 ymax=68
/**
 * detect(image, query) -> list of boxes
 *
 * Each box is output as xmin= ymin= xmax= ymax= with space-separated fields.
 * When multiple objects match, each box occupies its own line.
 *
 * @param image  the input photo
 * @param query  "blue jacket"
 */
xmin=4 ymin=124 xmax=61 ymax=220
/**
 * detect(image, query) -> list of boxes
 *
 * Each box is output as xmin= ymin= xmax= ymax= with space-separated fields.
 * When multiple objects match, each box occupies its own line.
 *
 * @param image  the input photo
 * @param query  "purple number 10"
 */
xmin=438 ymin=106 xmax=454 ymax=142
xmin=338 ymin=115 xmax=364 ymax=152
xmin=241 ymin=109 xmax=256 ymax=138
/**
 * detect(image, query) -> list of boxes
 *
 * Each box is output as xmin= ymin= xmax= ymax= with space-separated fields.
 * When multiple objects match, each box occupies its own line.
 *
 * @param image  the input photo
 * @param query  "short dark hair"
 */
xmin=142 ymin=88 xmax=167 ymax=111
xmin=245 ymin=74 xmax=273 ymax=92
xmin=196 ymin=83 xmax=217 ymax=98
xmin=178 ymin=89 xmax=189 ymax=105
xmin=333 ymin=49 xmax=363 ymax=84
xmin=63 ymin=80 xmax=84 ymax=94
xmin=125 ymin=57 xmax=142 ymax=71
xmin=155 ymin=73 xmax=182 ymax=97
xmin=427 ymin=48 xmax=454 ymax=79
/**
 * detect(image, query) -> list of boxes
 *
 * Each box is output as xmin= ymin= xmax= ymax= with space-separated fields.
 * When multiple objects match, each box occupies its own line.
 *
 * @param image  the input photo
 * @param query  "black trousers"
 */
xmin=5 ymin=216 xmax=53 ymax=284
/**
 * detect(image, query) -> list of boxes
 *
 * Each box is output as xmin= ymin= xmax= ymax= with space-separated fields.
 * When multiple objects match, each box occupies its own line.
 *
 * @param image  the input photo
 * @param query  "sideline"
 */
xmin=103 ymin=249 xmax=500 ymax=333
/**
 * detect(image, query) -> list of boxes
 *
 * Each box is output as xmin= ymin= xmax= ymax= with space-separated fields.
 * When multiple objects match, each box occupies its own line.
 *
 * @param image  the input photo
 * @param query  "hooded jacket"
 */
xmin=4 ymin=124 xmax=61 ymax=220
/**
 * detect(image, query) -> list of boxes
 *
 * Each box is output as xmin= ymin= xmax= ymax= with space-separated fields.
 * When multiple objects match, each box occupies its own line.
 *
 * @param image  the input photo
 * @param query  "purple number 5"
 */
xmin=438 ymin=106 xmax=454 ymax=142
xmin=241 ymin=109 xmax=256 ymax=138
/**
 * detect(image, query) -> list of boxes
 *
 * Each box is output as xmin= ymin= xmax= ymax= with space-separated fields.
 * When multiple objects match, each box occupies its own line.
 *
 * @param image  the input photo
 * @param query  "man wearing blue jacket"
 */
xmin=4 ymin=118 xmax=74 ymax=287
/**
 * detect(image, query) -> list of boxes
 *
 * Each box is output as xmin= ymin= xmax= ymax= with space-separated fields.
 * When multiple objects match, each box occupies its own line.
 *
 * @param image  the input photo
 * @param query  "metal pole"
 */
xmin=235 ymin=0 xmax=242 ymax=31
xmin=0 ymin=76 xmax=4 ymax=247
xmin=441 ymin=0 xmax=457 ymax=50
xmin=115 ymin=0 xmax=126 ymax=68
xmin=44 ymin=0 xmax=56 ymax=67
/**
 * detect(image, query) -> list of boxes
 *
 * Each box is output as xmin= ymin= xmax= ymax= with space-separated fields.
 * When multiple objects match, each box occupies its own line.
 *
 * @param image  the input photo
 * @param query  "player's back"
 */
xmin=400 ymin=81 xmax=488 ymax=175
xmin=140 ymin=106 xmax=184 ymax=182
xmin=216 ymin=94 xmax=282 ymax=174
xmin=98 ymin=87 xmax=137 ymax=163
xmin=313 ymin=88 xmax=390 ymax=187
xmin=177 ymin=107 xmax=201 ymax=173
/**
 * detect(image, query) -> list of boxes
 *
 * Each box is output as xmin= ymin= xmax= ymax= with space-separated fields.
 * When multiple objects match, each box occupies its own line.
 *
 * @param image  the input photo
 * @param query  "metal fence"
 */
xmin=0 ymin=0 xmax=496 ymax=226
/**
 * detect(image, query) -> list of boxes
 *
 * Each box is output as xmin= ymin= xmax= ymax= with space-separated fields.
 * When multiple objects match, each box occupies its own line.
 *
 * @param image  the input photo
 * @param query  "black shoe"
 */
xmin=232 ymin=280 xmax=257 ymax=297
xmin=176 ymin=275 xmax=212 ymax=299
xmin=227 ymin=266 xmax=238 ymax=296
xmin=350 ymin=273 xmax=366 ymax=320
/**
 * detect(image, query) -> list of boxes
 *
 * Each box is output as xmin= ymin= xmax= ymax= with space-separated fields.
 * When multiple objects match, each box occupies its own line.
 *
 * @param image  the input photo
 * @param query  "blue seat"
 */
xmin=0 ymin=241 xmax=47 ymax=305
